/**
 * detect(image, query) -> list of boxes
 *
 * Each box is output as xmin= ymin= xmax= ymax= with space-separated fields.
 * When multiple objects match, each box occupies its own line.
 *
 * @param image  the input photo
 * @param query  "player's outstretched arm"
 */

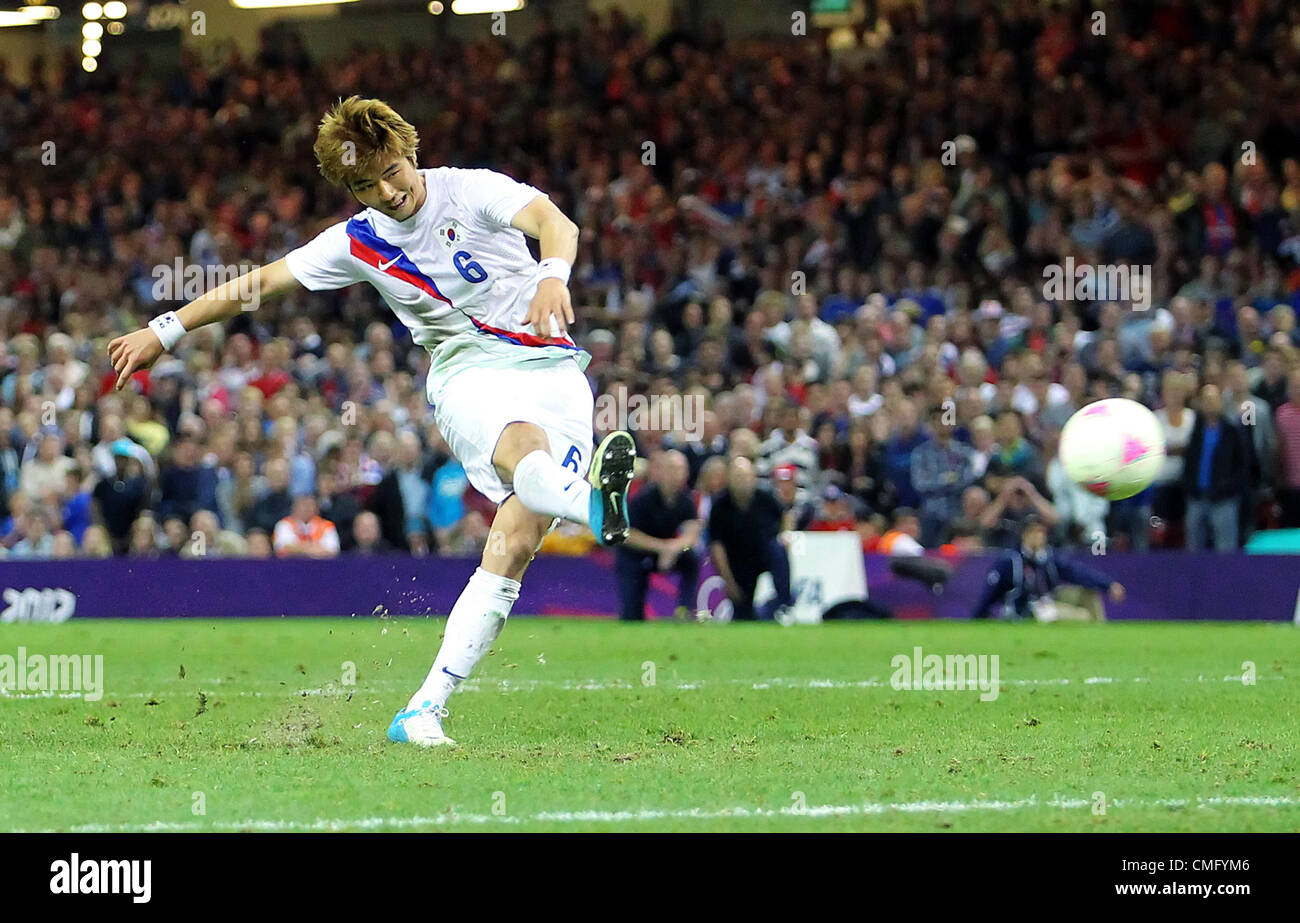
xmin=107 ymin=258 xmax=302 ymax=390
xmin=511 ymin=195 xmax=579 ymax=338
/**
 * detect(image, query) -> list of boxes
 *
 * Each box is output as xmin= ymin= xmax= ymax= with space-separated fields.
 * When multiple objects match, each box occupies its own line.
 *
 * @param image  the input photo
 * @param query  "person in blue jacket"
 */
xmin=971 ymin=516 xmax=1125 ymax=621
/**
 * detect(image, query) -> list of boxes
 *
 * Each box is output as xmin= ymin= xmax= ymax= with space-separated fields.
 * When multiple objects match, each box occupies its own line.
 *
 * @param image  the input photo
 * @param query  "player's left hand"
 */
xmin=1109 ymin=583 xmax=1126 ymax=602
xmin=524 ymin=278 xmax=575 ymax=340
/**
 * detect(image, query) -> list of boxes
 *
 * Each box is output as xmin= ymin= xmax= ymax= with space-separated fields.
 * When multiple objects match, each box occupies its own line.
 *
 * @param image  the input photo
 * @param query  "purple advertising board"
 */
xmin=0 ymin=552 xmax=1296 ymax=622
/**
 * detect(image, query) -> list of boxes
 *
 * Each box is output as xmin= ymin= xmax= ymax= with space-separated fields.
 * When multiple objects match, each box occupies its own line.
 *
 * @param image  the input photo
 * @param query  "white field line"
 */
xmin=42 ymin=794 xmax=1300 ymax=833
xmin=0 ymin=673 xmax=1282 ymax=700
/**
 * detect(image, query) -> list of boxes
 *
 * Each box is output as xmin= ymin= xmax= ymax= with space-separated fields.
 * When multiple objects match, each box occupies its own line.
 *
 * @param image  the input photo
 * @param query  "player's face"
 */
xmin=350 ymin=157 xmax=426 ymax=221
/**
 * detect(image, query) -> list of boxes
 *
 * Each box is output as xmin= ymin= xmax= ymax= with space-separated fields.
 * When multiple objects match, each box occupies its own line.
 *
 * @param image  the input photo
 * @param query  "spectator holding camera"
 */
xmin=981 ymin=475 xmax=1060 ymax=549
xmin=972 ymin=517 xmax=1124 ymax=622
xmin=983 ymin=412 xmax=1044 ymax=497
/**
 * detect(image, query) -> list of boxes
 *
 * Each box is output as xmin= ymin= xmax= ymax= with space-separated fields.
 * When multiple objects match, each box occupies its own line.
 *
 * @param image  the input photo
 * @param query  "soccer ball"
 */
xmin=1058 ymin=398 xmax=1166 ymax=500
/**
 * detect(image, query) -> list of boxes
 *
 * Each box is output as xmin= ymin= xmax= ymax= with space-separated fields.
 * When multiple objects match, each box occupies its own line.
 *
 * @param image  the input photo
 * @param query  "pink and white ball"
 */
xmin=1058 ymin=398 xmax=1167 ymax=501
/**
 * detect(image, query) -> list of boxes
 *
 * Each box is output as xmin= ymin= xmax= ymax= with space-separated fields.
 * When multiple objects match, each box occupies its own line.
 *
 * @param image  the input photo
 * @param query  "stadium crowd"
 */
xmin=3 ymin=0 xmax=1300 ymax=563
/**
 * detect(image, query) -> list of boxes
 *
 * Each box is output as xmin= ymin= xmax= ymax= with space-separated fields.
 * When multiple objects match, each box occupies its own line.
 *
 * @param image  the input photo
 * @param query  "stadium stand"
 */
xmin=2 ymin=0 xmax=1300 ymax=560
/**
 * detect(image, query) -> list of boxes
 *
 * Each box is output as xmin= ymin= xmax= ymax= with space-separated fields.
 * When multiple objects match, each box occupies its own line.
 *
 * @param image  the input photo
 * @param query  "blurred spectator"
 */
xmin=246 ymin=529 xmax=274 ymax=559
xmin=1274 ymin=369 xmax=1300 ymax=527
xmin=128 ymin=514 xmax=160 ymax=558
xmin=694 ymin=455 xmax=729 ymax=528
xmin=51 ymin=530 xmax=76 ymax=559
xmin=91 ymin=419 xmax=153 ymax=481
xmin=80 ymin=524 xmax=114 ymax=559
xmin=441 ymin=509 xmax=492 ymax=555
xmin=771 ymin=464 xmax=814 ymax=532
xmin=944 ymin=486 xmax=991 ymax=547
xmin=10 ymin=506 xmax=54 ymax=559
xmin=1044 ymin=428 xmax=1109 ymax=545
xmin=60 ymin=465 xmax=93 ymax=545
xmin=124 ymin=397 xmax=170 ymax=458
xmin=881 ymin=402 xmax=926 ymax=510
xmin=966 ymin=415 xmax=997 ymax=480
xmin=1182 ymin=384 xmax=1251 ymax=550
xmin=1152 ymin=370 xmax=1196 ymax=543
xmin=272 ymin=494 xmax=341 ymax=558
xmin=248 ymin=457 xmax=294 ymax=535
xmin=875 ymin=508 xmax=924 ymax=557
xmin=20 ymin=432 xmax=74 ymax=504
xmin=664 ymin=408 xmax=727 ymax=485
xmin=911 ymin=406 xmax=976 ymax=546
xmin=807 ymin=485 xmax=862 ymax=532
xmin=1224 ymin=360 xmax=1276 ymax=541
xmin=161 ymin=516 xmax=189 ymax=557
xmin=707 ymin=456 xmax=792 ymax=622
xmin=182 ymin=509 xmax=248 ymax=559
xmin=157 ymin=435 xmax=219 ymax=525
xmin=352 ymin=510 xmax=393 ymax=555
xmin=368 ymin=431 xmax=419 ymax=553
xmin=756 ymin=402 xmax=819 ymax=489
xmin=835 ymin=420 xmax=883 ymax=511
xmin=91 ymin=443 xmax=149 ymax=555
xmin=318 ymin=468 xmax=362 ymax=551
xmin=1110 ymin=488 xmax=1154 ymax=554
xmin=1255 ymin=348 xmax=1292 ymax=412
xmin=428 ymin=455 xmax=471 ymax=553
xmin=616 ymin=450 xmax=701 ymax=621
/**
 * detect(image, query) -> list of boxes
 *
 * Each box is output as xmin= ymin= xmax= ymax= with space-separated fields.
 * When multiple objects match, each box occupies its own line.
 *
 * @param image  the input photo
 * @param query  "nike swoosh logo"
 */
xmin=564 ymin=481 xmax=576 ymax=492
xmin=377 ymin=253 xmax=403 ymax=271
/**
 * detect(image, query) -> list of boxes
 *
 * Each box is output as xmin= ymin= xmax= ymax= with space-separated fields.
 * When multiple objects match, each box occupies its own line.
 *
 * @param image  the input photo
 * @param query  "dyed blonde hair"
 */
xmin=312 ymin=96 xmax=420 ymax=188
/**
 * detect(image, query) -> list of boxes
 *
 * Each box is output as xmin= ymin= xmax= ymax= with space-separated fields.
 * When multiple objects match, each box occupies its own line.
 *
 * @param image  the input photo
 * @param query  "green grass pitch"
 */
xmin=2 ymin=617 xmax=1297 ymax=832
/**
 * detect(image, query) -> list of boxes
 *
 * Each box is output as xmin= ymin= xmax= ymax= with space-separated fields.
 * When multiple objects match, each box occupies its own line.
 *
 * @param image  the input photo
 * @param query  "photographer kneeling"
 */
xmin=971 ymin=516 xmax=1124 ymax=622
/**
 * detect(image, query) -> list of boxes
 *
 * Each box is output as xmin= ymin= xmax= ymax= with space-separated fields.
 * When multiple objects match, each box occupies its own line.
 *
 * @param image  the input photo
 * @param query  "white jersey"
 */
xmin=284 ymin=167 xmax=588 ymax=388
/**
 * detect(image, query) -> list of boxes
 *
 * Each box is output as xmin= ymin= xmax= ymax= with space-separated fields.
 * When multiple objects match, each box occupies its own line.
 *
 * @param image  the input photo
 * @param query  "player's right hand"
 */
xmin=107 ymin=328 xmax=165 ymax=391
xmin=524 ymin=277 xmax=575 ymax=340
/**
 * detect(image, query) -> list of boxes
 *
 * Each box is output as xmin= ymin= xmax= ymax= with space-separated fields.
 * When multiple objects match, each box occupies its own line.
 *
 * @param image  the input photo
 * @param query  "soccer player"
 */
xmin=108 ymin=97 xmax=635 ymax=747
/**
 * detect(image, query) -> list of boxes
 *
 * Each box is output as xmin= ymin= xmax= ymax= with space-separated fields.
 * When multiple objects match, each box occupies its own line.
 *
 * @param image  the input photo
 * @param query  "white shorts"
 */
xmin=428 ymin=358 xmax=595 ymax=505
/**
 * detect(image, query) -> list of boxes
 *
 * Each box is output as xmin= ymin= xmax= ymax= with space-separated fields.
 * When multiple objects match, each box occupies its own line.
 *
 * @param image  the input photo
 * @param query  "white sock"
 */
xmin=511 ymin=448 xmax=590 ymax=526
xmin=407 ymin=567 xmax=521 ymax=711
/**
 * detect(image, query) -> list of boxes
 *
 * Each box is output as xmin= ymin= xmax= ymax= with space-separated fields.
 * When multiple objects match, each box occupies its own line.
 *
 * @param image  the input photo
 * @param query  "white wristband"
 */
xmin=537 ymin=257 xmax=571 ymax=285
xmin=148 ymin=311 xmax=186 ymax=351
